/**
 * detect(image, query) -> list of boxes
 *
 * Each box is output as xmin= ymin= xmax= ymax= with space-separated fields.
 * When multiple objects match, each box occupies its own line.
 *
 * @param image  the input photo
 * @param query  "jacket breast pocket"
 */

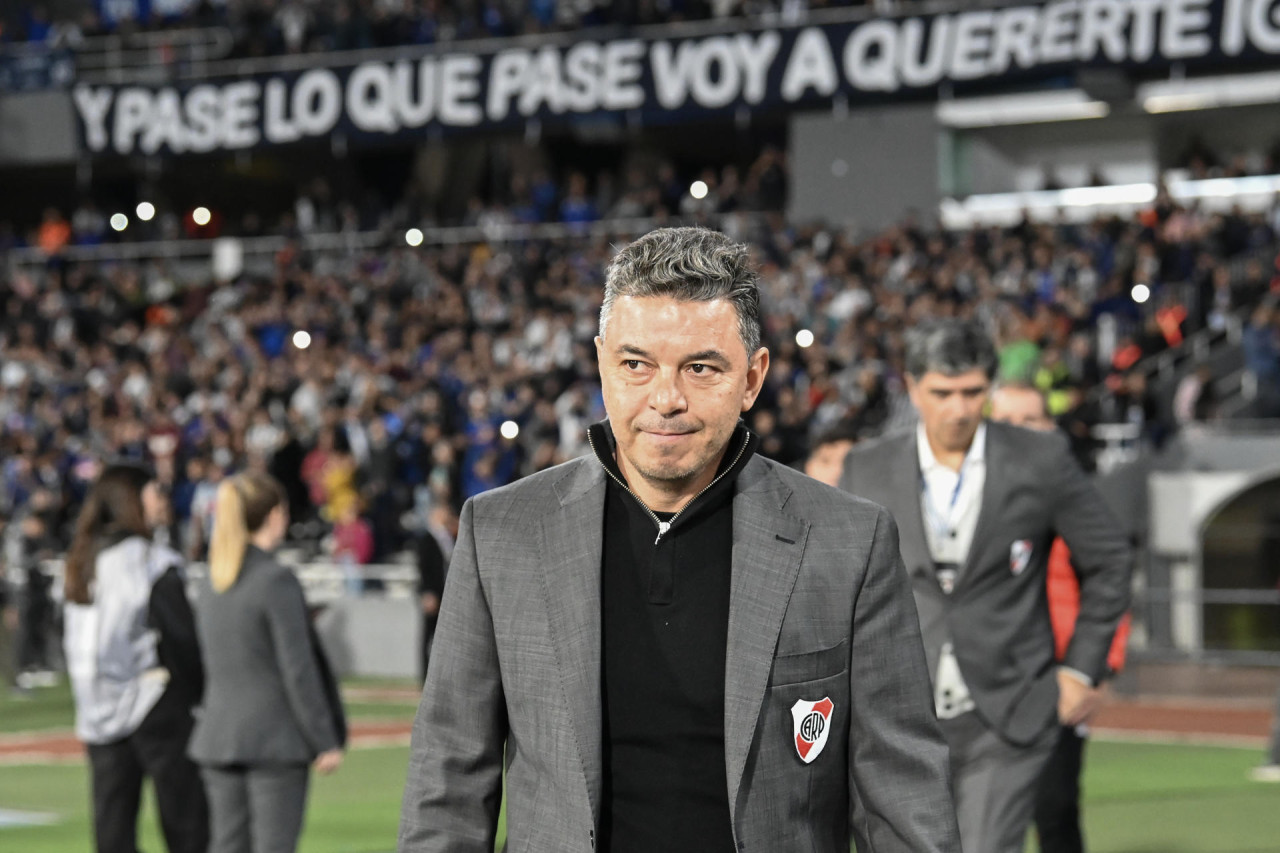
xmin=769 ymin=639 xmax=849 ymax=687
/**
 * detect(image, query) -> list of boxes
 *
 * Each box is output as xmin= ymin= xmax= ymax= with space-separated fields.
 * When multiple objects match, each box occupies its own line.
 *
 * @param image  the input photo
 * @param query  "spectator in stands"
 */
xmin=36 ymin=207 xmax=70 ymax=256
xmin=802 ymin=424 xmax=857 ymax=487
xmin=189 ymin=471 xmax=345 ymax=853
xmin=1243 ymin=301 xmax=1280 ymax=418
xmin=1173 ymin=364 xmax=1218 ymax=427
xmin=329 ymin=496 xmax=375 ymax=592
xmin=62 ymin=464 xmax=208 ymax=853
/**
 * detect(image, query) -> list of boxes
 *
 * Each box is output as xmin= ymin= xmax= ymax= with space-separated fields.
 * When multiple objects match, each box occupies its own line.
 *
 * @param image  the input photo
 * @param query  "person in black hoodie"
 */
xmin=62 ymin=464 xmax=209 ymax=853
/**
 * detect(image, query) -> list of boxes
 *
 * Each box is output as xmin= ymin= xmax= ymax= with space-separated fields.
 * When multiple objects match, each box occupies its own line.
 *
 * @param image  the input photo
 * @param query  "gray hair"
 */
xmin=600 ymin=226 xmax=762 ymax=355
xmin=904 ymin=319 xmax=998 ymax=379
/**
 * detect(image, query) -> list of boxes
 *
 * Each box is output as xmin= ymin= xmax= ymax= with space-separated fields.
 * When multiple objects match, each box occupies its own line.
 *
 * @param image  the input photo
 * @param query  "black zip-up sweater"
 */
xmin=589 ymin=421 xmax=758 ymax=853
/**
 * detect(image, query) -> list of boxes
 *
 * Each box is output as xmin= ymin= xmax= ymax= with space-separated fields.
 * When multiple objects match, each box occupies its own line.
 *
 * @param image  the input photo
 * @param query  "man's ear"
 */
xmin=741 ymin=347 xmax=770 ymax=411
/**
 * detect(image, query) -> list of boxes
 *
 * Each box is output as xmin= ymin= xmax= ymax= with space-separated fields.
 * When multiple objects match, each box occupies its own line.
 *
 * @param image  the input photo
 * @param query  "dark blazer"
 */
xmin=189 ymin=546 xmax=342 ymax=765
xmin=839 ymin=421 xmax=1133 ymax=746
xmin=399 ymin=453 xmax=960 ymax=853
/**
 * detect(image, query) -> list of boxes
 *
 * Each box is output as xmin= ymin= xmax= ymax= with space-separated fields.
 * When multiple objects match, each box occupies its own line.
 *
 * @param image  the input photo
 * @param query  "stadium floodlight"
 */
xmin=690 ymin=180 xmax=709 ymax=200
xmin=1131 ymin=284 xmax=1151 ymax=304
xmin=135 ymin=202 xmax=156 ymax=221
xmin=293 ymin=330 xmax=312 ymax=349
xmin=110 ymin=213 xmax=128 ymax=232
xmin=936 ymin=90 xmax=1110 ymax=128
xmin=192 ymin=206 xmax=212 ymax=226
xmin=942 ymin=172 xmax=1280 ymax=228
xmin=405 ymin=228 xmax=424 ymax=247
xmin=1140 ymin=70 xmax=1280 ymax=114
xmin=795 ymin=329 xmax=815 ymax=348
xmin=500 ymin=420 xmax=520 ymax=440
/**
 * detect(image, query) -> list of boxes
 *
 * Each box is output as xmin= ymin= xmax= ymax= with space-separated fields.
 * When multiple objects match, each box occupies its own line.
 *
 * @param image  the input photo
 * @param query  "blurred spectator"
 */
xmin=36 ymin=207 xmax=71 ymax=256
xmin=2 ymin=195 xmax=1278 ymax=572
xmin=1173 ymin=364 xmax=1217 ymax=427
xmin=802 ymin=424 xmax=857 ymax=488
xmin=1243 ymin=301 xmax=1280 ymax=418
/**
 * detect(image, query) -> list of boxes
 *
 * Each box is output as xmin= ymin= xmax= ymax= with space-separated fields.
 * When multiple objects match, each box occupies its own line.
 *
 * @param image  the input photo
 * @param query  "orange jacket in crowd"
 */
xmin=1048 ymin=538 xmax=1131 ymax=674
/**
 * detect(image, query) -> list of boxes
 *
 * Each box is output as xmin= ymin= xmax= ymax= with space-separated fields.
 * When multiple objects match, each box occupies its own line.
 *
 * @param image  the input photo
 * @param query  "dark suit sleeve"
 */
xmin=1045 ymin=436 xmax=1133 ymax=683
xmin=148 ymin=565 xmax=204 ymax=708
xmin=264 ymin=569 xmax=342 ymax=756
xmin=848 ymin=507 xmax=961 ymax=853
xmin=399 ymin=499 xmax=506 ymax=853
xmin=417 ymin=535 xmax=445 ymax=596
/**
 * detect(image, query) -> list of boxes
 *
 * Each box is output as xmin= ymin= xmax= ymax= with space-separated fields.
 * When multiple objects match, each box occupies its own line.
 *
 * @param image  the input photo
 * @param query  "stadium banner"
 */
xmin=73 ymin=0 xmax=1280 ymax=156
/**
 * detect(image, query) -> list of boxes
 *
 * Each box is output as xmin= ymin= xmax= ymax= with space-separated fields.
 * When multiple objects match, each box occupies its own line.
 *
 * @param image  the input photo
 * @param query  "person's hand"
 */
xmin=1057 ymin=669 xmax=1102 ymax=726
xmin=314 ymin=749 xmax=344 ymax=775
xmin=421 ymin=592 xmax=440 ymax=616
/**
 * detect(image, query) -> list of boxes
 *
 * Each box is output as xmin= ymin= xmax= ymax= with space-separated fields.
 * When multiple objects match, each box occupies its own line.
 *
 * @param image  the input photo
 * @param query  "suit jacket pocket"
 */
xmin=770 ymin=639 xmax=849 ymax=687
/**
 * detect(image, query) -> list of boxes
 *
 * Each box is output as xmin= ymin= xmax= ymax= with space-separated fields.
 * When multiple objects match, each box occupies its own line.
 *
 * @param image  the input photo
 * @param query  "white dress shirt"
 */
xmin=917 ymin=421 xmax=986 ymax=719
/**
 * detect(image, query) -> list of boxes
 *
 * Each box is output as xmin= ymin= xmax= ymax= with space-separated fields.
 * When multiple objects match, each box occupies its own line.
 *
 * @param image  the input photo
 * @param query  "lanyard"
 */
xmin=921 ymin=461 xmax=967 ymax=541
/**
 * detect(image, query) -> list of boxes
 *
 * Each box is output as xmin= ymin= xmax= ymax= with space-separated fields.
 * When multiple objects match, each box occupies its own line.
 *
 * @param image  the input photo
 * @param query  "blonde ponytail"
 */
xmin=208 ymin=472 xmax=288 ymax=593
xmin=209 ymin=479 xmax=249 ymax=593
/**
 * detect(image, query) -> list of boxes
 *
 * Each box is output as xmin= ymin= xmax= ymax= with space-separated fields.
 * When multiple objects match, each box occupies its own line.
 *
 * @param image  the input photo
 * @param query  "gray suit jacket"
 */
xmin=399 ymin=453 xmax=960 ymax=853
xmin=189 ymin=546 xmax=341 ymax=766
xmin=838 ymin=422 xmax=1133 ymax=746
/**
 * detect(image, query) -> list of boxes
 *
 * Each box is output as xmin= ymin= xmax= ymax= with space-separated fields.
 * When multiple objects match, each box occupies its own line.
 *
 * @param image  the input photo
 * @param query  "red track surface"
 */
xmin=0 ymin=702 xmax=1270 ymax=765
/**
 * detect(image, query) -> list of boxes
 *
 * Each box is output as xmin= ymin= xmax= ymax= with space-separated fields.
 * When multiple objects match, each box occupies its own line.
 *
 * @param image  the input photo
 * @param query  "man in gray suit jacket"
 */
xmin=399 ymin=227 xmax=960 ymax=852
xmin=839 ymin=320 xmax=1132 ymax=853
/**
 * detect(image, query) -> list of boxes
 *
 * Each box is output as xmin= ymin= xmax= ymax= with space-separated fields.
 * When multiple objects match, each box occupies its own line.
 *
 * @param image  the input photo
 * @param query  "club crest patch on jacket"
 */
xmin=1010 ymin=539 xmax=1034 ymax=576
xmin=791 ymin=697 xmax=834 ymax=764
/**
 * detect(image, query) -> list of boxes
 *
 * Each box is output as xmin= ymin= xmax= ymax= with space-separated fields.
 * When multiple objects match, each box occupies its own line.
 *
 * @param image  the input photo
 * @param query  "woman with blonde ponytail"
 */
xmin=63 ymin=464 xmax=209 ymax=853
xmin=189 ymin=471 xmax=345 ymax=853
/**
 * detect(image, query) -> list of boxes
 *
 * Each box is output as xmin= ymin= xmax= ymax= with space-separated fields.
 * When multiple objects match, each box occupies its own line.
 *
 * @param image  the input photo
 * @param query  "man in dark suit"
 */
xmin=415 ymin=505 xmax=455 ymax=683
xmin=399 ymin=227 xmax=960 ymax=852
xmin=839 ymin=319 xmax=1132 ymax=853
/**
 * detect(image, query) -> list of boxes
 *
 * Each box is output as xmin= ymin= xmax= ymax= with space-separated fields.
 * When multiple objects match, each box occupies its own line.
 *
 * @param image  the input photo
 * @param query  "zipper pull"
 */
xmin=654 ymin=520 xmax=671 ymax=545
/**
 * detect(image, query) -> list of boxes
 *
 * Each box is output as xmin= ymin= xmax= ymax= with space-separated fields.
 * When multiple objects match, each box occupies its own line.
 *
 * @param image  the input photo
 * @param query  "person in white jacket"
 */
xmin=63 ymin=464 xmax=208 ymax=853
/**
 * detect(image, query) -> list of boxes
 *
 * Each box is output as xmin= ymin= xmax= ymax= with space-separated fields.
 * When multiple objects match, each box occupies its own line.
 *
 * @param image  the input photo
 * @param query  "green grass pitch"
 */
xmin=2 ymin=740 xmax=1277 ymax=852
xmin=1 ymin=682 xmax=1277 ymax=852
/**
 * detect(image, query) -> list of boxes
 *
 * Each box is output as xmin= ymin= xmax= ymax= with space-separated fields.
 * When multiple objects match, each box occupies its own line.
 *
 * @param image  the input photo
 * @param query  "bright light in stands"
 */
xmin=405 ymin=228 xmax=424 ymax=247
xmin=1131 ymin=284 xmax=1151 ymax=304
xmin=136 ymin=202 xmax=156 ymax=221
xmin=293 ymin=330 xmax=312 ymax=350
xmin=500 ymin=420 xmax=520 ymax=440
xmin=795 ymin=329 xmax=815 ymax=348
xmin=193 ymin=207 xmax=212 ymax=226
xmin=110 ymin=213 xmax=128 ymax=232
xmin=690 ymin=180 xmax=709 ymax=200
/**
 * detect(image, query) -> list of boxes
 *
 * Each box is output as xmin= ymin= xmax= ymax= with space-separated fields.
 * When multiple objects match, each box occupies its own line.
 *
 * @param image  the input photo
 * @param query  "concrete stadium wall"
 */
xmin=314 ymin=596 xmax=423 ymax=680
xmin=788 ymin=103 xmax=940 ymax=231
xmin=0 ymin=90 xmax=77 ymax=165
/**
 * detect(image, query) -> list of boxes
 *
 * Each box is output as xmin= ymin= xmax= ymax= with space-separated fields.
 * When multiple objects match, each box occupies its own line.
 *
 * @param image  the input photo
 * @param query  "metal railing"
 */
xmin=55 ymin=0 xmax=945 ymax=85
xmin=3 ymin=217 xmax=671 ymax=286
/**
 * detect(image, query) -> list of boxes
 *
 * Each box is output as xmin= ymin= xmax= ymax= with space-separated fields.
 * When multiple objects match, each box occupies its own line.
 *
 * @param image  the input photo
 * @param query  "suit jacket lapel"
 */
xmin=540 ymin=460 xmax=606 ymax=821
xmin=723 ymin=457 xmax=808 ymax=819
xmin=890 ymin=433 xmax=933 ymax=581
xmin=961 ymin=421 xmax=1009 ymax=587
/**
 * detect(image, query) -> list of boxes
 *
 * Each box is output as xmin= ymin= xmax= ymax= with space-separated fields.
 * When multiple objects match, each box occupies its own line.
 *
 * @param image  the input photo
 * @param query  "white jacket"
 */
xmin=63 ymin=537 xmax=181 ymax=744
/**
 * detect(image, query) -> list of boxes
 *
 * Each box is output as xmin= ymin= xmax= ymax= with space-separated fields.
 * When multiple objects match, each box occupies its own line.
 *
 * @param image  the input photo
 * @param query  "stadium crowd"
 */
xmin=4 ymin=0 xmax=883 ymax=52
xmin=5 ymin=150 xmax=791 ymax=250
xmin=3 ymin=182 xmax=1278 ymax=581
